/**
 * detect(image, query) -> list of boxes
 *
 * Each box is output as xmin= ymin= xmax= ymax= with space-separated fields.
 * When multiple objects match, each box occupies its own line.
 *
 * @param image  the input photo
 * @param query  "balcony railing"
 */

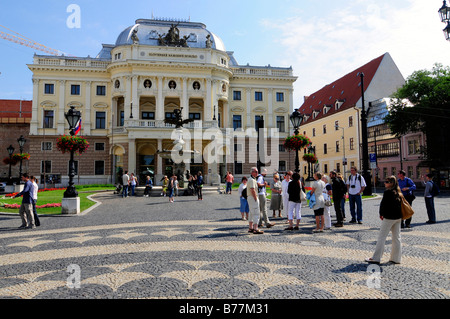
xmin=120 ymin=120 xmax=219 ymax=130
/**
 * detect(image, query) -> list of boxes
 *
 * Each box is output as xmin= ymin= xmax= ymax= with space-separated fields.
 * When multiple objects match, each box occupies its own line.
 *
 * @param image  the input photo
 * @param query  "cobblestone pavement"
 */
xmin=0 ymin=191 xmax=448 ymax=300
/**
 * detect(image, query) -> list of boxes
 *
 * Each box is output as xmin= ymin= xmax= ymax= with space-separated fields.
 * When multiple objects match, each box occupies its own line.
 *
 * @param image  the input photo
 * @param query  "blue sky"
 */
xmin=0 ymin=0 xmax=449 ymax=106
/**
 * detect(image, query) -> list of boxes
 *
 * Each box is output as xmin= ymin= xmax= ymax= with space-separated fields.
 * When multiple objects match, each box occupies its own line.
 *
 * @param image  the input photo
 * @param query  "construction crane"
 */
xmin=0 ymin=24 xmax=71 ymax=56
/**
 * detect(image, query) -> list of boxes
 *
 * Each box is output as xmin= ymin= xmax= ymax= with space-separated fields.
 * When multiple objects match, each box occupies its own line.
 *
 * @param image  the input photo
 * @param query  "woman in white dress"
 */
xmin=322 ymin=175 xmax=332 ymax=230
xmin=310 ymin=172 xmax=326 ymax=232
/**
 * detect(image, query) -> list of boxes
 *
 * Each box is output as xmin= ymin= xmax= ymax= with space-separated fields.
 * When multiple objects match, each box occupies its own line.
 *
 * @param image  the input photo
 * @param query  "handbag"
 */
xmin=325 ymin=199 xmax=333 ymax=207
xmin=400 ymin=195 xmax=414 ymax=220
xmin=300 ymin=190 xmax=307 ymax=202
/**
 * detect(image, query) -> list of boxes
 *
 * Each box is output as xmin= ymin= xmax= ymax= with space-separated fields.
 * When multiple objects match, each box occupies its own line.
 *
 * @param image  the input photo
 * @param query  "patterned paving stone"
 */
xmin=0 ymin=191 xmax=448 ymax=300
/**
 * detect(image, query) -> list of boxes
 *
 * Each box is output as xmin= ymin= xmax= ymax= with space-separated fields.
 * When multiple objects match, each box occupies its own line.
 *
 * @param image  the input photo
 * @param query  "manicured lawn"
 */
xmin=0 ymin=185 xmax=114 ymax=215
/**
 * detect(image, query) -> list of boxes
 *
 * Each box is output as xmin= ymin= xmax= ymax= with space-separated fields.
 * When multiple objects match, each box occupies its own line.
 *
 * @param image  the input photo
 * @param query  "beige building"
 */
xmin=26 ymin=19 xmax=297 ymax=186
xmin=298 ymin=53 xmax=405 ymax=181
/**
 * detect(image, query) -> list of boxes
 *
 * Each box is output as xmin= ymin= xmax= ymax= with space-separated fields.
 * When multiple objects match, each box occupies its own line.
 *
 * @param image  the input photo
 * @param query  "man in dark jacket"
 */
xmin=13 ymin=173 xmax=35 ymax=229
xmin=330 ymin=171 xmax=346 ymax=227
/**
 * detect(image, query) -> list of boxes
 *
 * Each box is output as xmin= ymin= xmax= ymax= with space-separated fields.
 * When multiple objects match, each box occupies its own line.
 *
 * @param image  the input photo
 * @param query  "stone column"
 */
xmin=156 ymin=139 xmax=163 ymax=184
xmin=84 ymin=81 xmax=91 ymax=135
xmin=128 ymin=138 xmax=136 ymax=174
xmin=156 ymin=76 xmax=164 ymax=122
xmin=30 ymin=78 xmax=39 ymax=135
xmin=181 ymin=77 xmax=189 ymax=120
xmin=132 ymin=75 xmax=139 ymax=120
xmin=268 ymin=88 xmax=273 ymax=128
xmin=246 ymin=88 xmax=252 ymax=128
xmin=124 ymin=76 xmax=131 ymax=120
xmin=205 ymin=79 xmax=212 ymax=121
xmin=57 ymin=80 xmax=66 ymax=135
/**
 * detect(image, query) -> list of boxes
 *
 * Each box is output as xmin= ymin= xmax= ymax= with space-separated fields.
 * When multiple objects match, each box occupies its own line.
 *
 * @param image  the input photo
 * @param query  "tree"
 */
xmin=384 ymin=63 xmax=450 ymax=169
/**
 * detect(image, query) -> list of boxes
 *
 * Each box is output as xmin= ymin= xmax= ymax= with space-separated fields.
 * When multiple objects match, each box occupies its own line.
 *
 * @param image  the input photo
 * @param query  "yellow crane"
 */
xmin=0 ymin=24 xmax=71 ymax=56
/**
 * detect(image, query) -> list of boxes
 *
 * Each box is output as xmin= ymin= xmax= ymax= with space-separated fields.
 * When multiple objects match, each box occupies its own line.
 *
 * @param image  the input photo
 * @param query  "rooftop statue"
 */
xmin=157 ymin=23 xmax=190 ymax=47
xmin=131 ymin=27 xmax=139 ymax=44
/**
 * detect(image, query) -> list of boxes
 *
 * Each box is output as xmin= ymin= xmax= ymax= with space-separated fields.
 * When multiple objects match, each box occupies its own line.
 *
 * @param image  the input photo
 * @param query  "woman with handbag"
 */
xmin=310 ymin=172 xmax=326 ymax=232
xmin=365 ymin=176 xmax=402 ymax=265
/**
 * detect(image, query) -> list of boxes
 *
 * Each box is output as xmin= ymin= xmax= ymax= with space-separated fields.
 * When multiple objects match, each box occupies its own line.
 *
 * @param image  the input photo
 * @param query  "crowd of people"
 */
xmin=12 ymin=173 xmax=40 ymax=229
xmin=237 ymin=166 xmax=441 ymax=264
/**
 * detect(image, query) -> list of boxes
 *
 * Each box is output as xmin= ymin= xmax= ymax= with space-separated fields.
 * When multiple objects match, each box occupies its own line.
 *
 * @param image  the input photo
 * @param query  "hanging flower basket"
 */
xmin=12 ymin=153 xmax=30 ymax=161
xmin=3 ymin=157 xmax=18 ymax=166
xmin=303 ymin=153 xmax=318 ymax=164
xmin=56 ymin=135 xmax=90 ymax=155
xmin=284 ymin=134 xmax=312 ymax=151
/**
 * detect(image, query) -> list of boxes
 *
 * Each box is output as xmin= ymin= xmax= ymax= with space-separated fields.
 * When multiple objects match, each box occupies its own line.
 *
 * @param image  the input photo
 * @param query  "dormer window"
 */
xmin=313 ymin=110 xmax=320 ymax=119
xmin=335 ymin=99 xmax=345 ymax=110
xmin=323 ymin=105 xmax=331 ymax=114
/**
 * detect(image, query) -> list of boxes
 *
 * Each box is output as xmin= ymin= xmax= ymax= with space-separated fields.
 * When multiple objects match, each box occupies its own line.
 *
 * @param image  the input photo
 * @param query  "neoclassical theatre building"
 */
xmin=27 ymin=19 xmax=297 ymax=186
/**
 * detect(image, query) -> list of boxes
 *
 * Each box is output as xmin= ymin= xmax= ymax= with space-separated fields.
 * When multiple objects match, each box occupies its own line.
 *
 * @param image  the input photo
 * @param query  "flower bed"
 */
xmin=1 ymin=203 xmax=61 ymax=209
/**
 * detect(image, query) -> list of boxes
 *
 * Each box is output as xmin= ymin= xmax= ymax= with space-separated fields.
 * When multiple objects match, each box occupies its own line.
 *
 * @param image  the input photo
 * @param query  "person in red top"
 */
xmin=225 ymin=171 xmax=234 ymax=194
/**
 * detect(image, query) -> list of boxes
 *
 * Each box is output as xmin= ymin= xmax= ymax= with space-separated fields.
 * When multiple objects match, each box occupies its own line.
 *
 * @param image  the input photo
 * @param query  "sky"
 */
xmin=0 ymin=0 xmax=449 ymax=108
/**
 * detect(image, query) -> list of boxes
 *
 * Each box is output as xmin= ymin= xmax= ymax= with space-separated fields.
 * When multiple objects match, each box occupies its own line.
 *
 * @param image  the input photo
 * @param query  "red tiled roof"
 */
xmin=298 ymin=53 xmax=386 ymax=124
xmin=0 ymin=99 xmax=32 ymax=118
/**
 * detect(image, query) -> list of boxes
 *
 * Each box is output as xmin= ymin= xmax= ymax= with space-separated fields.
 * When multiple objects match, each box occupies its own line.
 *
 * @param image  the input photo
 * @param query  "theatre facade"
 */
xmin=27 ymin=19 xmax=297 ymax=186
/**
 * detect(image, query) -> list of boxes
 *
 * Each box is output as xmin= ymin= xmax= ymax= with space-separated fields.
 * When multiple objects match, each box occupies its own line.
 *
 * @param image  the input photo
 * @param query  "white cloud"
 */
xmin=261 ymin=1 xmax=450 ymax=108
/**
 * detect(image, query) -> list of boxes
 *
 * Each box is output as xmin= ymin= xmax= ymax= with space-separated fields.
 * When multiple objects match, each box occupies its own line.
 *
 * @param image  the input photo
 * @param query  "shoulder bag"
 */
xmin=400 ymin=194 xmax=414 ymax=220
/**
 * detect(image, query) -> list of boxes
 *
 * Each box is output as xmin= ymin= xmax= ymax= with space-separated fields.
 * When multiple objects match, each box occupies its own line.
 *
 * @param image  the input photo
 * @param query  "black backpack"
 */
xmin=430 ymin=181 xmax=440 ymax=197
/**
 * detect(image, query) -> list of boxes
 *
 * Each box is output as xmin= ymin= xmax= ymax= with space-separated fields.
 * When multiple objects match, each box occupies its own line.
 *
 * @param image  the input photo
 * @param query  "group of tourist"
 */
xmin=238 ymin=166 xmax=441 ymax=265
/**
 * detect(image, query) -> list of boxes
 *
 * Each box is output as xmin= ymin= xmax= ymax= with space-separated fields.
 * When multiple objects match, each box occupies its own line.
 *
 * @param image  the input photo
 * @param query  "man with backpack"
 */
xmin=422 ymin=173 xmax=438 ymax=224
xmin=398 ymin=170 xmax=417 ymax=228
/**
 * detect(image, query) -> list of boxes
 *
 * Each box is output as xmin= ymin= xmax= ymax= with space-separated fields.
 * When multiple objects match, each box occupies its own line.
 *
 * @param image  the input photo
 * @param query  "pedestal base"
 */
xmin=61 ymin=197 xmax=80 ymax=215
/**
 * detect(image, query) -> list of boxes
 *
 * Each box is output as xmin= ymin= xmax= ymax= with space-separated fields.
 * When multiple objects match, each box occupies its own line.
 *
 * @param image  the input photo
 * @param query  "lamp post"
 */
xmin=359 ymin=72 xmax=372 ymax=196
xmin=335 ymin=124 xmax=347 ymax=180
xmin=7 ymin=145 xmax=14 ymax=185
xmin=306 ymin=145 xmax=316 ymax=181
xmin=17 ymin=135 xmax=26 ymax=183
xmin=64 ymin=106 xmax=81 ymax=198
xmin=439 ymin=1 xmax=450 ymax=41
xmin=289 ymin=109 xmax=303 ymax=173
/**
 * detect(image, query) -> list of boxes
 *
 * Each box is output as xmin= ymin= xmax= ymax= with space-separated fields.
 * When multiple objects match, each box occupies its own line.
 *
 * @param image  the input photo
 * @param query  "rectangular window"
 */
xmin=71 ymin=85 xmax=81 ymax=95
xmin=336 ymin=163 xmax=341 ymax=173
xmin=43 ymin=110 xmax=54 ymax=128
xmin=96 ymin=85 xmax=106 ymax=96
xmin=335 ymin=121 xmax=339 ymax=130
xmin=349 ymin=116 xmax=353 ymax=127
xmin=44 ymin=84 xmax=54 ymax=94
xmin=233 ymin=91 xmax=241 ymax=101
xmin=336 ymin=141 xmax=340 ymax=152
xmin=233 ymin=115 xmax=242 ymax=130
xmin=42 ymin=142 xmax=52 ymax=151
xmin=312 ymin=128 xmax=316 ymax=137
xmin=255 ymin=91 xmax=263 ymax=101
xmin=255 ymin=115 xmax=264 ymax=131
xmin=350 ymin=138 xmax=354 ymax=150
xmin=189 ymin=113 xmax=201 ymax=120
xmin=408 ymin=139 xmax=421 ymax=155
xmin=279 ymin=161 xmax=286 ymax=172
xmin=234 ymin=162 xmax=243 ymax=175
xmin=95 ymin=161 xmax=105 ymax=175
xmin=41 ymin=160 xmax=51 ymax=174
xmin=276 ymin=116 xmax=285 ymax=132
xmin=324 ymin=143 xmax=328 ymax=155
xmin=96 ymin=112 xmax=106 ymax=129
xmin=383 ymin=167 xmax=388 ymax=179
xmin=279 ymin=144 xmax=286 ymax=152
xmin=142 ymin=112 xmax=155 ymax=120
xmin=324 ymin=164 xmax=328 ymax=174
xmin=323 ymin=124 xmax=327 ymax=134
xmin=165 ymin=112 xmax=176 ymax=119
xmin=95 ymin=143 xmax=105 ymax=151
xmin=120 ymin=111 xmax=124 ymax=127
xmin=276 ymin=92 xmax=284 ymax=102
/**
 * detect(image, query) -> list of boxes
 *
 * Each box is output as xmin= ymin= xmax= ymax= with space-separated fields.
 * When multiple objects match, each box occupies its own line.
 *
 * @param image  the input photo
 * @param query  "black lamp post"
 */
xmin=359 ymin=73 xmax=372 ymax=196
xmin=7 ymin=145 xmax=14 ymax=185
xmin=289 ymin=109 xmax=303 ymax=173
xmin=306 ymin=145 xmax=316 ymax=181
xmin=17 ymin=135 xmax=26 ymax=183
xmin=64 ymin=106 xmax=81 ymax=198
xmin=439 ymin=0 xmax=450 ymax=41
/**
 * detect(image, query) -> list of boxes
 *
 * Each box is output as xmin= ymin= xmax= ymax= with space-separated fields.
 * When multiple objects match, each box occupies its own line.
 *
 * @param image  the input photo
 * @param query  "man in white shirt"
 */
xmin=122 ymin=171 xmax=130 ymax=198
xmin=257 ymin=168 xmax=275 ymax=228
xmin=346 ymin=166 xmax=366 ymax=224
xmin=247 ymin=167 xmax=263 ymax=234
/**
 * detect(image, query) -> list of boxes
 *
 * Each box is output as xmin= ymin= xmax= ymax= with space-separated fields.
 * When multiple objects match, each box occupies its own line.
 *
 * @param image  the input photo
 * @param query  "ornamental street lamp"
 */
xmin=17 ymin=135 xmax=26 ymax=183
xmin=64 ymin=106 xmax=81 ymax=198
xmin=439 ymin=1 xmax=450 ymax=41
xmin=359 ymin=72 xmax=372 ymax=196
xmin=306 ymin=145 xmax=316 ymax=181
xmin=289 ymin=109 xmax=303 ymax=173
xmin=7 ymin=145 xmax=14 ymax=185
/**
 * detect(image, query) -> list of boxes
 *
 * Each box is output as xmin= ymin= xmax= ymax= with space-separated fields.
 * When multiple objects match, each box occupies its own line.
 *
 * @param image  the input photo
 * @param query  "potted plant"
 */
xmin=56 ymin=135 xmax=90 ymax=155
xmin=303 ymin=153 xmax=318 ymax=164
xmin=284 ymin=134 xmax=312 ymax=151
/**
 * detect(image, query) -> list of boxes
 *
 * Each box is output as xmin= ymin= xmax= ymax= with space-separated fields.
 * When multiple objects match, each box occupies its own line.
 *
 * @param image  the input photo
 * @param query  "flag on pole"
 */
xmin=74 ymin=118 xmax=82 ymax=136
